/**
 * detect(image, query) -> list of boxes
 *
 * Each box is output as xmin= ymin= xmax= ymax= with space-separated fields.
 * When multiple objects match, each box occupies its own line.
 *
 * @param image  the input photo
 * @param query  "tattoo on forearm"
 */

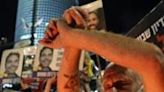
xmin=64 ymin=72 xmax=79 ymax=91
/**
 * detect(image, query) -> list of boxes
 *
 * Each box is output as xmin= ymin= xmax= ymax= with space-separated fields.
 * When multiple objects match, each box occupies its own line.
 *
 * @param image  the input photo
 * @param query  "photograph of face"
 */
xmin=80 ymin=0 xmax=106 ymax=31
xmin=5 ymin=53 xmax=19 ymax=77
xmin=39 ymin=47 xmax=53 ymax=71
xmin=1 ymin=49 xmax=23 ymax=78
xmin=33 ymin=45 xmax=56 ymax=72
xmin=35 ymin=47 xmax=83 ymax=72
xmin=86 ymin=9 xmax=106 ymax=31
xmin=87 ymin=11 xmax=100 ymax=30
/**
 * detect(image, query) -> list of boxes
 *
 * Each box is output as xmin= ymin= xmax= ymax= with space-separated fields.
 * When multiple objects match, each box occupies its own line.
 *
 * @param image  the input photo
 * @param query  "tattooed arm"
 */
xmin=39 ymin=7 xmax=164 ymax=92
xmin=57 ymin=48 xmax=81 ymax=92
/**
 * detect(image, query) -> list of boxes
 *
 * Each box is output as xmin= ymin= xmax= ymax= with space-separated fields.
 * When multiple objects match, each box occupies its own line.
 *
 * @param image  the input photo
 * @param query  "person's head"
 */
xmin=87 ymin=11 xmax=99 ymax=30
xmin=39 ymin=47 xmax=53 ymax=68
xmin=102 ymin=64 xmax=134 ymax=92
xmin=87 ymin=8 xmax=106 ymax=30
xmin=5 ymin=52 xmax=20 ymax=74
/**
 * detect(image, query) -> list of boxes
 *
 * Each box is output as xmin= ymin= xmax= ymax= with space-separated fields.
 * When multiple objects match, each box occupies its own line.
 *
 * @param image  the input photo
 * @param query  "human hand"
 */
xmin=44 ymin=75 xmax=57 ymax=92
xmin=39 ymin=6 xmax=88 ymax=48
xmin=47 ymin=75 xmax=57 ymax=85
xmin=63 ymin=6 xmax=89 ymax=28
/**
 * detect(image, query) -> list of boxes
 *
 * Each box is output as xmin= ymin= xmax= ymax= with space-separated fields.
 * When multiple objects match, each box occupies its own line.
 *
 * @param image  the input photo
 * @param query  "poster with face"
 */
xmin=22 ymin=46 xmax=37 ymax=78
xmin=0 ymin=48 xmax=23 ymax=91
xmin=33 ymin=45 xmax=57 ymax=78
xmin=33 ymin=44 xmax=85 ymax=78
xmin=79 ymin=0 xmax=108 ymax=72
xmin=0 ymin=48 xmax=23 ymax=78
xmin=81 ymin=0 xmax=106 ymax=31
xmin=77 ymin=1 xmax=111 ymax=92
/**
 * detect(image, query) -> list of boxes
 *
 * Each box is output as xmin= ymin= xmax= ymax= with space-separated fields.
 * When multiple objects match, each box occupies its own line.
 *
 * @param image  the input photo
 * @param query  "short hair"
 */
xmin=105 ymin=63 xmax=127 ymax=75
xmin=40 ymin=47 xmax=53 ymax=56
xmin=39 ymin=47 xmax=53 ymax=69
xmin=89 ymin=8 xmax=107 ymax=30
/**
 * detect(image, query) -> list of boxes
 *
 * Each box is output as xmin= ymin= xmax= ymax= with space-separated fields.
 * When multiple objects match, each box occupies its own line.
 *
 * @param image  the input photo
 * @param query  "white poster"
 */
xmin=0 ymin=48 xmax=23 ymax=78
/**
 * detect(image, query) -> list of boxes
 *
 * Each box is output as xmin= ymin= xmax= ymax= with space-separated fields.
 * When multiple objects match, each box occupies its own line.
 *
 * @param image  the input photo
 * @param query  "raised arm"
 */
xmin=57 ymin=48 xmax=81 ymax=92
xmin=40 ymin=7 xmax=88 ymax=92
xmin=39 ymin=7 xmax=164 ymax=92
xmin=59 ymin=23 xmax=164 ymax=92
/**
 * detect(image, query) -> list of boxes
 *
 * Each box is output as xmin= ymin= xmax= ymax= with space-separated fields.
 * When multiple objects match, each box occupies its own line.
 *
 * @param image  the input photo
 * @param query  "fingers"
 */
xmin=63 ymin=9 xmax=72 ymax=24
xmin=46 ymin=28 xmax=53 ymax=39
xmin=75 ymin=6 xmax=89 ymax=19
xmin=48 ymin=20 xmax=58 ymax=38
xmin=39 ymin=35 xmax=61 ymax=49
xmin=63 ymin=6 xmax=88 ymax=28
xmin=44 ymin=20 xmax=58 ymax=40
xmin=39 ymin=20 xmax=58 ymax=47
xmin=39 ymin=39 xmax=53 ymax=48
xmin=56 ymin=19 xmax=71 ymax=32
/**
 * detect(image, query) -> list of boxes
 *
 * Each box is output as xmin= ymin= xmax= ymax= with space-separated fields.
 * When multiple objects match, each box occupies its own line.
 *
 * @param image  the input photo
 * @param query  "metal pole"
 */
xmin=31 ymin=0 xmax=37 ymax=45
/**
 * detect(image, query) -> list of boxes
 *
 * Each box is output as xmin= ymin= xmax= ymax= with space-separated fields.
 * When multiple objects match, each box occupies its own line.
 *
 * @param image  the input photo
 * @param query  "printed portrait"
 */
xmin=1 ymin=49 xmax=23 ymax=78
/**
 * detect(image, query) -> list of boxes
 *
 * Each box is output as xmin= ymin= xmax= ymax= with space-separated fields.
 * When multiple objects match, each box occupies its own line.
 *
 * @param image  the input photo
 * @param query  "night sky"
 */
xmin=103 ymin=0 xmax=161 ymax=33
xmin=0 ymin=0 xmax=18 ymax=42
xmin=0 ymin=0 xmax=161 ymax=43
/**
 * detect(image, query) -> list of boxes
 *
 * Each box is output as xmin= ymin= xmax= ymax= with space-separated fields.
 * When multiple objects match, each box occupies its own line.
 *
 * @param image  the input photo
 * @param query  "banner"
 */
xmin=127 ymin=1 xmax=164 ymax=53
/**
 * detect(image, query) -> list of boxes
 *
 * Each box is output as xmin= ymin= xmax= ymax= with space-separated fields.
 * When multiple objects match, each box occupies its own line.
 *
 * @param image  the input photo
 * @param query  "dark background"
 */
xmin=0 ymin=0 xmax=161 ymax=43
xmin=0 ymin=0 xmax=18 ymax=42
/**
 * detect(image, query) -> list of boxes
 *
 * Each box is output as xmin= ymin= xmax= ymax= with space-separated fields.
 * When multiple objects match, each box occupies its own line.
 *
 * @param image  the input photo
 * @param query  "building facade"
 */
xmin=15 ymin=0 xmax=78 ymax=45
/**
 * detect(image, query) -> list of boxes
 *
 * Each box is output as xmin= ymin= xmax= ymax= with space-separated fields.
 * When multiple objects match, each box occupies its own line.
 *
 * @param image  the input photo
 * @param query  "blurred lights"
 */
xmin=3 ymin=84 xmax=13 ymax=88
xmin=20 ymin=33 xmax=37 ymax=40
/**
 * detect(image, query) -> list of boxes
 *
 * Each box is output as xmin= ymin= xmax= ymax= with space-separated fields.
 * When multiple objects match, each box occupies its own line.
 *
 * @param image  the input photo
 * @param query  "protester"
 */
xmin=40 ymin=7 xmax=164 ymax=92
